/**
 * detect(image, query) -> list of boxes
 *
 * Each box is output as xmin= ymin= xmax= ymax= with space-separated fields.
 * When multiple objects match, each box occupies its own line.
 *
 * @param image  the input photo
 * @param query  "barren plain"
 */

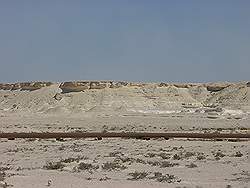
xmin=0 ymin=81 xmax=249 ymax=188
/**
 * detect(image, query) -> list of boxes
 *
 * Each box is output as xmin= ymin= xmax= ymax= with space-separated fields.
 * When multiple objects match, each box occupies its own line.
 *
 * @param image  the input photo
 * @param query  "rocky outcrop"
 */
xmin=205 ymin=83 xmax=231 ymax=92
xmin=20 ymin=82 xmax=52 ymax=91
xmin=247 ymin=82 xmax=250 ymax=87
xmin=58 ymin=81 xmax=234 ymax=93
xmin=173 ymin=83 xmax=191 ymax=88
xmin=173 ymin=83 xmax=202 ymax=88
xmin=90 ymin=81 xmax=109 ymax=89
xmin=128 ymin=82 xmax=147 ymax=87
xmin=110 ymin=81 xmax=128 ymax=88
xmin=158 ymin=83 xmax=169 ymax=87
xmin=0 ymin=82 xmax=52 ymax=91
xmin=0 ymin=83 xmax=13 ymax=90
xmin=0 ymin=81 xmax=237 ymax=93
xmin=60 ymin=81 xmax=130 ymax=92
xmin=59 ymin=82 xmax=90 ymax=93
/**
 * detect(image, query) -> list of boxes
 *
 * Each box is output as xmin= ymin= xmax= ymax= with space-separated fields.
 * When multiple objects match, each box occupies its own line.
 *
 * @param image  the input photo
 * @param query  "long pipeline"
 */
xmin=0 ymin=132 xmax=249 ymax=139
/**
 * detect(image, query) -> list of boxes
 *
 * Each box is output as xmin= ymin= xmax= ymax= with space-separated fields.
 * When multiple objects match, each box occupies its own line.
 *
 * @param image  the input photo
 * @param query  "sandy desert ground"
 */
xmin=0 ymin=81 xmax=249 ymax=188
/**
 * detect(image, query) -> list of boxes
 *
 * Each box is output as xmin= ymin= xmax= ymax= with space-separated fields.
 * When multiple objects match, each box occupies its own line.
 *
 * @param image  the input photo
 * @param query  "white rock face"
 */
xmin=0 ymin=81 xmax=249 ymax=116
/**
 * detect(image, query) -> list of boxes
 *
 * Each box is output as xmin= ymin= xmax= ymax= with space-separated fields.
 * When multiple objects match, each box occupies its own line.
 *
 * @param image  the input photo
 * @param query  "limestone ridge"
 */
xmin=0 ymin=81 xmax=249 ymax=115
xmin=58 ymin=81 xmax=238 ymax=93
xmin=59 ymin=81 xmax=151 ymax=93
xmin=0 ymin=81 xmax=242 ymax=92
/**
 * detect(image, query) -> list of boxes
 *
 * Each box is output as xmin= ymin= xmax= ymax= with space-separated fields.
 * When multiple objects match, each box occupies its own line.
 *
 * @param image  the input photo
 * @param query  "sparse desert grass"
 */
xmin=160 ymin=161 xmax=179 ymax=168
xmin=172 ymin=153 xmax=182 ymax=160
xmin=58 ymin=145 xmax=66 ymax=151
xmin=184 ymin=151 xmax=196 ymax=158
xmin=145 ymin=151 xmax=173 ymax=160
xmin=158 ymin=150 xmax=196 ymax=161
xmin=233 ymin=151 xmax=243 ymax=157
xmin=43 ymin=156 xmax=90 ymax=171
xmin=144 ymin=152 xmax=157 ymax=158
xmin=102 ymin=161 xmax=127 ymax=171
xmin=61 ymin=156 xmax=88 ymax=163
xmin=0 ymin=171 xmax=6 ymax=181
xmin=99 ymin=176 xmax=111 ymax=181
xmin=158 ymin=152 xmax=171 ymax=159
xmin=149 ymin=172 xmax=181 ymax=183
xmin=0 ymin=167 xmax=10 ymax=172
xmin=147 ymin=160 xmax=161 ymax=166
xmin=43 ymin=161 xmax=65 ymax=170
xmin=186 ymin=162 xmax=198 ymax=168
xmin=171 ymin=151 xmax=199 ymax=160
xmin=115 ymin=156 xmax=135 ymax=163
xmin=211 ymin=150 xmax=226 ymax=160
xmin=135 ymin=158 xmax=147 ymax=164
xmin=108 ymin=151 xmax=123 ymax=157
xmin=196 ymin=153 xmax=206 ymax=160
xmin=127 ymin=171 xmax=149 ymax=180
xmin=78 ymin=162 xmax=99 ymax=171
xmin=128 ymin=171 xmax=181 ymax=183
xmin=146 ymin=160 xmax=179 ymax=168
xmin=7 ymin=147 xmax=34 ymax=153
xmin=214 ymin=151 xmax=225 ymax=158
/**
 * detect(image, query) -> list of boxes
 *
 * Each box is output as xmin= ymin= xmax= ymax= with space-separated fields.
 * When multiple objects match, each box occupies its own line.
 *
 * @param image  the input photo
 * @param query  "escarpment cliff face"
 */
xmin=0 ymin=81 xmax=250 ymax=115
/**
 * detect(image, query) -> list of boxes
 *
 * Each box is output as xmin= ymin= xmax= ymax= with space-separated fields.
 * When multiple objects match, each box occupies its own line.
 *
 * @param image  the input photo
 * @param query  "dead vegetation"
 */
xmin=99 ymin=176 xmax=111 ymax=181
xmin=149 ymin=172 xmax=181 ymax=183
xmin=0 ymin=171 xmax=5 ymax=181
xmin=43 ymin=161 xmax=65 ymax=170
xmin=102 ymin=161 xmax=127 ymax=171
xmin=233 ymin=151 xmax=243 ymax=157
xmin=160 ymin=161 xmax=179 ymax=168
xmin=146 ymin=160 xmax=179 ymax=168
xmin=78 ymin=162 xmax=99 ymax=171
xmin=127 ymin=171 xmax=149 ymax=180
xmin=158 ymin=152 xmax=171 ymax=159
xmin=186 ymin=162 xmax=198 ymax=168
xmin=60 ymin=156 xmax=88 ymax=163
xmin=196 ymin=153 xmax=206 ymax=160
xmin=127 ymin=171 xmax=181 ymax=183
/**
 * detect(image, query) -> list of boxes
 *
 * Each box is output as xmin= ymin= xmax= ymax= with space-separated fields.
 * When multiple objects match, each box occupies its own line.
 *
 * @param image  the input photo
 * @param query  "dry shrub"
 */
xmin=127 ymin=171 xmax=149 ymax=180
xmin=102 ymin=161 xmax=127 ymax=171
xmin=43 ymin=161 xmax=65 ymax=170
xmin=78 ymin=162 xmax=99 ymax=171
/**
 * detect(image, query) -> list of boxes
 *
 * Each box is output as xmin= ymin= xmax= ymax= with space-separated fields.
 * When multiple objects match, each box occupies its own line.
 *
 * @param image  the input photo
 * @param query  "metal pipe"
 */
xmin=0 ymin=132 xmax=249 ymax=139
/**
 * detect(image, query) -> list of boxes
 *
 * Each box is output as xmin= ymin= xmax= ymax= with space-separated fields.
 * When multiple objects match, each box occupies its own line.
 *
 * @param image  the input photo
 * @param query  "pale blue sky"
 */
xmin=0 ymin=0 xmax=249 ymax=83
